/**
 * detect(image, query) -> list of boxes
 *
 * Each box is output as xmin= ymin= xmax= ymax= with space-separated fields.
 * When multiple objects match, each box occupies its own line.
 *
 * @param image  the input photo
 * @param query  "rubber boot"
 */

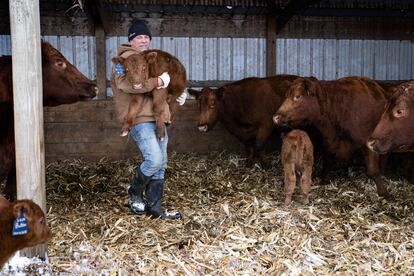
xmin=145 ymin=179 xmax=182 ymax=219
xmin=128 ymin=168 xmax=152 ymax=214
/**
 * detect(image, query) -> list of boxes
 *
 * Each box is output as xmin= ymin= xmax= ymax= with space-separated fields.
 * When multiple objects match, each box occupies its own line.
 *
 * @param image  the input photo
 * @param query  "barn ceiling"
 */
xmin=35 ymin=0 xmax=414 ymax=17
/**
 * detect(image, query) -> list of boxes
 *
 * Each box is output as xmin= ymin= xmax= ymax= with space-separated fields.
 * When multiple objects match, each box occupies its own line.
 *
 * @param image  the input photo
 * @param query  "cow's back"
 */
xmin=221 ymin=77 xmax=281 ymax=122
xmin=145 ymin=49 xmax=186 ymax=100
xmin=318 ymin=76 xmax=387 ymax=146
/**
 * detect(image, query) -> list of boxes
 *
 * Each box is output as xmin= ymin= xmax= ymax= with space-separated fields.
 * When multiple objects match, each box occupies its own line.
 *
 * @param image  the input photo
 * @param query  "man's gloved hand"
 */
xmin=176 ymin=91 xmax=187 ymax=106
xmin=157 ymin=72 xmax=170 ymax=89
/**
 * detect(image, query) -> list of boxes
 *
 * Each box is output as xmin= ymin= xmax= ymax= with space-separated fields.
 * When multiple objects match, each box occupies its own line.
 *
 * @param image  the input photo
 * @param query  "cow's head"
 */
xmin=41 ymin=41 xmax=98 ymax=106
xmin=188 ymin=87 xmax=223 ymax=132
xmin=12 ymin=200 xmax=52 ymax=246
xmin=367 ymin=81 xmax=414 ymax=154
xmin=273 ymin=77 xmax=321 ymax=128
xmin=112 ymin=51 xmax=157 ymax=90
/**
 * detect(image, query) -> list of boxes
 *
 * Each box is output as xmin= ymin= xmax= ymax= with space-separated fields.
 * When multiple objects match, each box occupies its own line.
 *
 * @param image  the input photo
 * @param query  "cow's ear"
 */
xmin=187 ymin=88 xmax=201 ymax=99
xmin=112 ymin=56 xmax=124 ymax=64
xmin=0 ymin=195 xmax=9 ymax=210
xmin=146 ymin=52 xmax=157 ymax=64
xmin=304 ymin=77 xmax=318 ymax=96
xmin=13 ymin=202 xmax=33 ymax=220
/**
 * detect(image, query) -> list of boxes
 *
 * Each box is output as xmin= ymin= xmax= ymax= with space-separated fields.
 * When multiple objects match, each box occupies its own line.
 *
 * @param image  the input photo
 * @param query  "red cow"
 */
xmin=0 ymin=195 xmax=52 ymax=268
xmin=273 ymin=76 xmax=393 ymax=199
xmin=0 ymin=41 xmax=98 ymax=200
xmin=188 ymin=75 xmax=299 ymax=168
xmin=367 ymin=81 xmax=414 ymax=154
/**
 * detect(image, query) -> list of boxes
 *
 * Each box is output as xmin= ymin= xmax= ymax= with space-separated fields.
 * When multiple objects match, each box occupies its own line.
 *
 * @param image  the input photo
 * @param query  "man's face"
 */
xmin=130 ymin=35 xmax=151 ymax=52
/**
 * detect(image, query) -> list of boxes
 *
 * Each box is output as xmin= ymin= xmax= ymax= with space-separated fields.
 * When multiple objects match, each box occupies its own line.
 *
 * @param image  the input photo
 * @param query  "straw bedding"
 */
xmin=2 ymin=152 xmax=414 ymax=275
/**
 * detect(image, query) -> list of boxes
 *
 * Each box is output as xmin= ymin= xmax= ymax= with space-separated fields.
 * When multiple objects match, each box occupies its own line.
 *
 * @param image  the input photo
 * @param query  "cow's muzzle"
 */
xmin=273 ymin=114 xmax=288 ymax=126
xmin=198 ymin=125 xmax=208 ymax=132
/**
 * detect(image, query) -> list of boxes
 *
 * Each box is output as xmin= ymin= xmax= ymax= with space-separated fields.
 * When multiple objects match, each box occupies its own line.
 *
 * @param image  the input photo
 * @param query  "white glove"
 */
xmin=157 ymin=72 xmax=170 ymax=89
xmin=176 ymin=91 xmax=187 ymax=106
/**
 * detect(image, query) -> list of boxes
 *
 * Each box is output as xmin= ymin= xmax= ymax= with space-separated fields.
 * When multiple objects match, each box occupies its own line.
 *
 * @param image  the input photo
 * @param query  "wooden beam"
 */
xmin=95 ymin=26 xmax=107 ymax=99
xmin=9 ymin=0 xmax=46 ymax=258
xmin=276 ymin=0 xmax=320 ymax=33
xmin=266 ymin=15 xmax=277 ymax=76
xmin=85 ymin=0 xmax=108 ymax=99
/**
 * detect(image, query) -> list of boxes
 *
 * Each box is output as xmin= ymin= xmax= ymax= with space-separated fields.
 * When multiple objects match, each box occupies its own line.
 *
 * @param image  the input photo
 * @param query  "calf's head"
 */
xmin=41 ymin=41 xmax=98 ymax=106
xmin=367 ymin=82 xmax=414 ymax=153
xmin=273 ymin=77 xmax=321 ymax=128
xmin=11 ymin=200 xmax=52 ymax=247
xmin=112 ymin=52 xmax=157 ymax=90
xmin=188 ymin=87 xmax=223 ymax=132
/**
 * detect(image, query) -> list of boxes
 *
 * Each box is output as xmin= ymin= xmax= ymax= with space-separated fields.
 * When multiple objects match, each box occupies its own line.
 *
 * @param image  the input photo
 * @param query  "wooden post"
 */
xmin=266 ymin=15 xmax=277 ymax=76
xmin=96 ymin=26 xmax=107 ymax=99
xmin=9 ymin=0 xmax=47 ymax=258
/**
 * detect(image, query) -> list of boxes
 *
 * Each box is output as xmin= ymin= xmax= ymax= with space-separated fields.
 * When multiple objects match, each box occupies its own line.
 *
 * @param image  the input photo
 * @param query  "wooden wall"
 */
xmin=43 ymin=99 xmax=243 ymax=162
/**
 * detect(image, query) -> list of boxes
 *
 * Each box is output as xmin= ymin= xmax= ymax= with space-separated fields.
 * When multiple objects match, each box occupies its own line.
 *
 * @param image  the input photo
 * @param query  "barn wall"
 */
xmin=43 ymin=99 xmax=243 ymax=162
xmin=1 ymin=34 xmax=413 ymax=85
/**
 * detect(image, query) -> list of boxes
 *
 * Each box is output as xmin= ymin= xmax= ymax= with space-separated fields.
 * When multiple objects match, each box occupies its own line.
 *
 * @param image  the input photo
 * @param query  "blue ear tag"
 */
xmin=12 ymin=209 xmax=28 ymax=236
xmin=114 ymin=62 xmax=126 ymax=75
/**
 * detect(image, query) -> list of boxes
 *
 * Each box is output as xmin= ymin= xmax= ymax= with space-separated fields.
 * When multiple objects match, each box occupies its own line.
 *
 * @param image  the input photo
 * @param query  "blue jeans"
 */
xmin=130 ymin=122 xmax=168 ymax=180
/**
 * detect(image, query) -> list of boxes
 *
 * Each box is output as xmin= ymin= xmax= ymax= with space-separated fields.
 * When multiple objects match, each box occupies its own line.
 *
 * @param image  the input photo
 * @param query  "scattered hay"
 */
xmin=4 ymin=152 xmax=414 ymax=274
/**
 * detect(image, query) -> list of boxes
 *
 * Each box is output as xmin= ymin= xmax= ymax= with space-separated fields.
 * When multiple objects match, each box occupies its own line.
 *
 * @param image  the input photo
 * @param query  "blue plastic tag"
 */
xmin=12 ymin=209 xmax=28 ymax=236
xmin=114 ymin=62 xmax=126 ymax=75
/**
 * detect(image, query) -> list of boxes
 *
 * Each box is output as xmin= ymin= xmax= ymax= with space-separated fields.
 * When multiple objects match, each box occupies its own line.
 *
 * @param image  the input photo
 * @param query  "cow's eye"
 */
xmin=209 ymin=104 xmax=215 ymax=109
xmin=294 ymin=95 xmax=301 ymax=101
xmin=55 ymin=59 xmax=67 ymax=69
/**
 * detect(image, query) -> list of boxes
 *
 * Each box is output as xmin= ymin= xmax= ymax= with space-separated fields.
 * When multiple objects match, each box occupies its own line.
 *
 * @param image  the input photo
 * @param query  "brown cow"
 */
xmin=273 ymin=76 xmax=393 ymax=199
xmin=188 ymin=75 xmax=299 ymax=169
xmin=281 ymin=130 xmax=314 ymax=205
xmin=367 ymin=81 xmax=414 ymax=154
xmin=111 ymin=50 xmax=186 ymax=139
xmin=0 ymin=41 xmax=98 ymax=200
xmin=0 ymin=195 xmax=52 ymax=268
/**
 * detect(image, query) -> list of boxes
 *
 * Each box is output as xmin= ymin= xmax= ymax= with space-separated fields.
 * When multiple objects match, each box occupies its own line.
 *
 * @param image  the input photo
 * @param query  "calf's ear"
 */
xmin=13 ymin=202 xmax=32 ymax=220
xmin=146 ymin=52 xmax=157 ymax=64
xmin=112 ymin=56 xmax=125 ymax=64
xmin=187 ymin=88 xmax=201 ymax=99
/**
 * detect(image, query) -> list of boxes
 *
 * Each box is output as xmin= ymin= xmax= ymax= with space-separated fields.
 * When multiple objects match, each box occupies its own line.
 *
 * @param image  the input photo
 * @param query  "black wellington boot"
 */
xmin=146 ymin=179 xmax=182 ymax=219
xmin=128 ymin=168 xmax=152 ymax=214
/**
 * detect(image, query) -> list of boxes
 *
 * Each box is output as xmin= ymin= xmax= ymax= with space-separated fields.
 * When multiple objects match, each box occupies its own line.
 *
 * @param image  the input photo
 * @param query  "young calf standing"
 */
xmin=0 ymin=195 xmax=52 ymax=268
xmin=281 ymin=130 xmax=314 ymax=205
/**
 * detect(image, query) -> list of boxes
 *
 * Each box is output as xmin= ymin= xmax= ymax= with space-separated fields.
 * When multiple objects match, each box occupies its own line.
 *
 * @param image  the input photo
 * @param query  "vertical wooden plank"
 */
xmin=337 ymin=40 xmax=350 ymax=78
xmin=387 ymin=40 xmax=399 ymax=80
xmin=175 ymin=37 xmax=190 ymax=79
xmin=9 ymin=0 xmax=46 ymax=258
xmin=362 ymin=40 xmax=375 ymax=78
xmin=232 ymin=38 xmax=244 ymax=80
xmin=258 ymin=38 xmax=266 ymax=77
xmin=350 ymin=40 xmax=363 ymax=76
xmin=324 ymin=39 xmax=336 ymax=80
xmin=190 ymin=37 xmax=204 ymax=81
xmin=286 ymin=39 xmax=299 ymax=75
xmin=205 ymin=38 xmax=218 ymax=81
xmin=374 ymin=40 xmax=387 ymax=80
xmin=163 ymin=37 xmax=175 ymax=55
xmin=298 ymin=39 xmax=311 ymax=77
xmin=96 ymin=27 xmax=106 ymax=99
xmin=312 ymin=39 xmax=324 ymax=79
xmin=275 ymin=39 xmax=285 ymax=74
xmin=218 ymin=38 xmax=231 ymax=81
xmin=399 ymin=41 xmax=412 ymax=80
xmin=266 ymin=15 xmax=276 ymax=76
